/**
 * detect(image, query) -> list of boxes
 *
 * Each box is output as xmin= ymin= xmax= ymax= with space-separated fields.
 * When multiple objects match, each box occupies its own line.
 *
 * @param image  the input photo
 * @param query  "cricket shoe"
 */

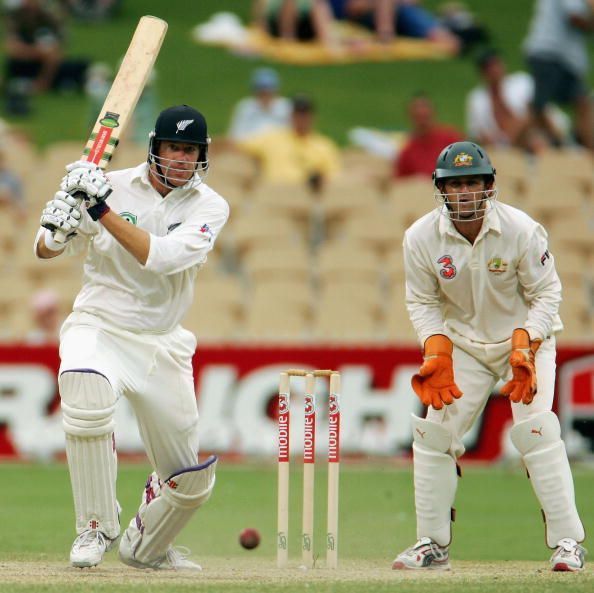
xmin=119 ymin=530 xmax=202 ymax=571
xmin=550 ymin=538 xmax=586 ymax=572
xmin=70 ymin=529 xmax=118 ymax=568
xmin=392 ymin=537 xmax=451 ymax=570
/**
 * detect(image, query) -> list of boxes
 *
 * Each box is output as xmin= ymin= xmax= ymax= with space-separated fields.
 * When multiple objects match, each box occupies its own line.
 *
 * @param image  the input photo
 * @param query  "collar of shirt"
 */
xmin=437 ymin=201 xmax=502 ymax=242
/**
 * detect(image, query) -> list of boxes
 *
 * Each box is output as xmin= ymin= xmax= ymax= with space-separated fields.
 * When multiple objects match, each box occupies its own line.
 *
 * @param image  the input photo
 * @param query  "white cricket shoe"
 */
xmin=550 ymin=538 xmax=586 ymax=572
xmin=119 ymin=531 xmax=202 ymax=571
xmin=70 ymin=530 xmax=117 ymax=568
xmin=392 ymin=537 xmax=451 ymax=570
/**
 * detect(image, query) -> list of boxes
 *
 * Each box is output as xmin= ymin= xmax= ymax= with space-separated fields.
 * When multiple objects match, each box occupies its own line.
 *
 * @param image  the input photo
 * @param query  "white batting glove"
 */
xmin=61 ymin=160 xmax=112 ymax=207
xmin=40 ymin=190 xmax=82 ymax=239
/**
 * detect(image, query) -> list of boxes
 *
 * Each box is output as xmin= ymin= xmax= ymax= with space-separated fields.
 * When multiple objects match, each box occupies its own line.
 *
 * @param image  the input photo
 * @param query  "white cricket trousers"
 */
xmin=427 ymin=334 xmax=557 ymax=458
xmin=59 ymin=312 xmax=200 ymax=478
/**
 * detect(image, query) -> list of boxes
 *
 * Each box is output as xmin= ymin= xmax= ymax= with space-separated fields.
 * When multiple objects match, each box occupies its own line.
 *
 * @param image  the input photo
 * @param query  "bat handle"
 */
xmin=53 ymin=230 xmax=67 ymax=244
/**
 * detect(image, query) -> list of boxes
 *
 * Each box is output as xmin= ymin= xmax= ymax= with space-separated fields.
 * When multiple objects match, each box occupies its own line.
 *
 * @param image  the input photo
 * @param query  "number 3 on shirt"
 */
xmin=437 ymin=255 xmax=457 ymax=279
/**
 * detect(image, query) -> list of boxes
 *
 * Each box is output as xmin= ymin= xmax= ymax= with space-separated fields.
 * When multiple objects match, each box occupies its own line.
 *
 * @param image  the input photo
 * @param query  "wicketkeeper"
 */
xmin=393 ymin=141 xmax=586 ymax=572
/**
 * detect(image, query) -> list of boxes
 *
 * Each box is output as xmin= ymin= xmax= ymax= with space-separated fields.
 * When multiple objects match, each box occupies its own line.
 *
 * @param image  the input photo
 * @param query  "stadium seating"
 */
xmin=6 ymin=141 xmax=594 ymax=344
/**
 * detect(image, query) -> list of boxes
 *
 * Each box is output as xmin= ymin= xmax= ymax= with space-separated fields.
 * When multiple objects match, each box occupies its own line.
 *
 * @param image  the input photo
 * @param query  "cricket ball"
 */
xmin=239 ymin=527 xmax=261 ymax=550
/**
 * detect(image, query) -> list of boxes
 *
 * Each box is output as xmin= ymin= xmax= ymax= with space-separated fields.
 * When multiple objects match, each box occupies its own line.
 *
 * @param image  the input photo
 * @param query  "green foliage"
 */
xmin=4 ymin=0 xmax=592 ymax=148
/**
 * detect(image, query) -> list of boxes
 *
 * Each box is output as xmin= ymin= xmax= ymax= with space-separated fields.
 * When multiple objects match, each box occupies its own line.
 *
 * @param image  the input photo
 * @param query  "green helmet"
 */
xmin=433 ymin=141 xmax=496 ymax=184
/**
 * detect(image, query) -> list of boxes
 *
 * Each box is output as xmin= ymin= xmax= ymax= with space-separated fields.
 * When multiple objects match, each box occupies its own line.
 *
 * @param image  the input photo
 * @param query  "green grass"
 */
xmin=1 ymin=461 xmax=593 ymax=592
xmin=4 ymin=1 xmax=593 ymax=148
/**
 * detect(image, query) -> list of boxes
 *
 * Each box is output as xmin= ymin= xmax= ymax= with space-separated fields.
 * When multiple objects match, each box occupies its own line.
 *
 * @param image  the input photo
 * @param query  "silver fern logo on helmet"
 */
xmin=175 ymin=119 xmax=194 ymax=133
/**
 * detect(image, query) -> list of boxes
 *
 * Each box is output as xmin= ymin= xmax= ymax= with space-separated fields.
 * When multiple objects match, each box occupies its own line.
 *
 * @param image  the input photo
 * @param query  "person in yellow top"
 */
xmin=237 ymin=94 xmax=342 ymax=190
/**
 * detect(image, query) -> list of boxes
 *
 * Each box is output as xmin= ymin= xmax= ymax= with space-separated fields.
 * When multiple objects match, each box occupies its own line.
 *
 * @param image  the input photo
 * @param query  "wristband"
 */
xmin=87 ymin=202 xmax=110 ymax=221
xmin=44 ymin=228 xmax=67 ymax=252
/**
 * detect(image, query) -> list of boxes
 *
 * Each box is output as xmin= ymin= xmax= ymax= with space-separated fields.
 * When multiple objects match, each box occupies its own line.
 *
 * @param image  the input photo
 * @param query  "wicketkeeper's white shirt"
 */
xmin=403 ymin=201 xmax=562 ymax=346
xmin=35 ymin=163 xmax=229 ymax=333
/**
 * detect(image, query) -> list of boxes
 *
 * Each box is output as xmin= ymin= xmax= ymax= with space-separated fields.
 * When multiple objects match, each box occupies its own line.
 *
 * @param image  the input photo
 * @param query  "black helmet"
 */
xmin=433 ymin=141 xmax=495 ymax=184
xmin=148 ymin=105 xmax=210 ymax=188
xmin=152 ymin=104 xmax=210 ymax=146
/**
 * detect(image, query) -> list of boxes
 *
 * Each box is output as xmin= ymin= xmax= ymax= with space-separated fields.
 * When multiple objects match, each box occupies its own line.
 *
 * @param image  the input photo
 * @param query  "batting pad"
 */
xmin=412 ymin=415 xmax=457 ymax=547
xmin=511 ymin=411 xmax=585 ymax=548
xmin=120 ymin=456 xmax=217 ymax=567
xmin=60 ymin=370 xmax=120 ymax=539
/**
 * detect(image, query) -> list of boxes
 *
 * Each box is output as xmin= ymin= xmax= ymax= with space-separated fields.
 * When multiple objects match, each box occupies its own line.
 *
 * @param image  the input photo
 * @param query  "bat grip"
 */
xmin=52 ymin=191 xmax=87 ymax=244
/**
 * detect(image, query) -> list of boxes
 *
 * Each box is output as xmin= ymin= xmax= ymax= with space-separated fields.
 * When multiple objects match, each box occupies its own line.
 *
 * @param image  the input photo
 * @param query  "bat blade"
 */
xmin=53 ymin=15 xmax=167 ymax=242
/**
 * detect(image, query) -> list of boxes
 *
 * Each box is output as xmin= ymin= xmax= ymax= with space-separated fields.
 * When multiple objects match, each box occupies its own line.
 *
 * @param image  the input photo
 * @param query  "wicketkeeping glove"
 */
xmin=411 ymin=334 xmax=463 ymax=410
xmin=61 ymin=160 xmax=112 ymax=220
xmin=500 ymin=328 xmax=541 ymax=405
xmin=40 ymin=190 xmax=82 ymax=239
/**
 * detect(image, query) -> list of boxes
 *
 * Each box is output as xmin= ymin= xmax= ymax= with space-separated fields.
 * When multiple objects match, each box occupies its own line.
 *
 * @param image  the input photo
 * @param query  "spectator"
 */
xmin=3 ymin=0 xmax=89 ymax=110
xmin=523 ymin=0 xmax=594 ymax=152
xmin=66 ymin=0 xmax=122 ymax=22
xmin=393 ymin=93 xmax=463 ymax=179
xmin=85 ymin=61 xmax=158 ymax=145
xmin=329 ymin=0 xmax=460 ymax=53
xmin=227 ymin=67 xmax=292 ymax=141
xmin=466 ymin=48 xmax=570 ymax=152
xmin=25 ymin=288 xmax=62 ymax=344
xmin=437 ymin=1 xmax=490 ymax=55
xmin=0 ymin=146 xmax=25 ymax=215
xmin=253 ymin=0 xmax=337 ymax=46
xmin=237 ymin=94 xmax=341 ymax=190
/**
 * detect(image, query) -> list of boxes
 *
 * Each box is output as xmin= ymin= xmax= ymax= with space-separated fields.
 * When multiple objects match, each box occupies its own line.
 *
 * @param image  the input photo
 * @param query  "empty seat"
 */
xmin=532 ymin=149 xmax=594 ymax=187
xmin=383 ymin=283 xmax=419 ymax=343
xmin=385 ymin=248 xmax=406 ymax=286
xmin=242 ymin=292 xmax=311 ymax=341
xmin=388 ymin=179 xmax=437 ymax=229
xmin=312 ymin=299 xmax=379 ymax=342
xmin=243 ymin=246 xmax=311 ymax=284
xmin=317 ymin=281 xmax=383 ymax=327
xmin=250 ymin=182 xmax=314 ymax=220
xmin=486 ymin=147 xmax=530 ymax=181
xmin=337 ymin=207 xmax=404 ymax=256
xmin=183 ymin=276 xmax=244 ymax=341
xmin=231 ymin=212 xmax=307 ymax=258
xmin=548 ymin=214 xmax=594 ymax=254
xmin=316 ymin=241 xmax=381 ymax=284
xmin=319 ymin=180 xmax=382 ymax=238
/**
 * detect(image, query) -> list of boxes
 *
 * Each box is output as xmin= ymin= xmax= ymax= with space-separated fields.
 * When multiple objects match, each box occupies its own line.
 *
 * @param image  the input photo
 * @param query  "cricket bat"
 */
xmin=53 ymin=15 xmax=168 ymax=242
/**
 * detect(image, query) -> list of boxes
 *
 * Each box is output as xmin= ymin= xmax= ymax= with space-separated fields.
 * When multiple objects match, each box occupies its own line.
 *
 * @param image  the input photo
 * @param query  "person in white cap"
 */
xmin=34 ymin=105 xmax=229 ymax=571
xmin=25 ymin=288 xmax=62 ymax=344
xmin=227 ymin=67 xmax=291 ymax=141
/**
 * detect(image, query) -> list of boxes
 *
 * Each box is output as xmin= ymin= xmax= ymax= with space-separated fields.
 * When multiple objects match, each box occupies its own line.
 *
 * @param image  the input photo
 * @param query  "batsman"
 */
xmin=393 ymin=141 xmax=586 ymax=572
xmin=34 ymin=105 xmax=229 ymax=570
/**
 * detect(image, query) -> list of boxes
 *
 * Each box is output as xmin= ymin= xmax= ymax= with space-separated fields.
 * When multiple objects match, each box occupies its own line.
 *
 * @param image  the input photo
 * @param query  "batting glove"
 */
xmin=411 ymin=334 xmax=463 ymax=410
xmin=61 ymin=160 xmax=113 ymax=205
xmin=40 ymin=190 xmax=82 ymax=239
xmin=500 ymin=328 xmax=541 ymax=405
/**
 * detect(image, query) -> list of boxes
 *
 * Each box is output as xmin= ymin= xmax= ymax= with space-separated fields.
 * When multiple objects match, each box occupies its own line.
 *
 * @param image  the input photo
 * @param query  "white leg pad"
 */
xmin=122 ymin=456 xmax=217 ymax=567
xmin=412 ymin=414 xmax=458 ymax=547
xmin=60 ymin=370 xmax=119 ymax=539
xmin=510 ymin=411 xmax=585 ymax=548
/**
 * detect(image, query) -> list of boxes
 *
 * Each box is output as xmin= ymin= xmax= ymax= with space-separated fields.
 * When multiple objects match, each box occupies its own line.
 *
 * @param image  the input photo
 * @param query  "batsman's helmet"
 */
xmin=433 ymin=141 xmax=496 ymax=185
xmin=148 ymin=105 xmax=210 ymax=187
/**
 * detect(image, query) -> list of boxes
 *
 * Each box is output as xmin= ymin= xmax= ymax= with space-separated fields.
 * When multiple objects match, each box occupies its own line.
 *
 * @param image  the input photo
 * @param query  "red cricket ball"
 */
xmin=239 ymin=527 xmax=261 ymax=550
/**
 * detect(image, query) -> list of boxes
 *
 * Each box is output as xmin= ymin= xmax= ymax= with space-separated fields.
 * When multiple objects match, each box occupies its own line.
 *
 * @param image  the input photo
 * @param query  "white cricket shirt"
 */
xmin=403 ymin=202 xmax=562 ymax=346
xmin=35 ymin=163 xmax=229 ymax=333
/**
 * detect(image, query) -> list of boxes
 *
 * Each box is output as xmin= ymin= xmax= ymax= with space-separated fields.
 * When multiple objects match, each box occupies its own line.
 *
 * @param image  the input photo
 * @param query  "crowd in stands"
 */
xmin=255 ymin=0 xmax=483 ymax=55
xmin=0 ymin=0 xmax=593 ymax=344
xmin=1 ymin=0 xmax=120 ymax=116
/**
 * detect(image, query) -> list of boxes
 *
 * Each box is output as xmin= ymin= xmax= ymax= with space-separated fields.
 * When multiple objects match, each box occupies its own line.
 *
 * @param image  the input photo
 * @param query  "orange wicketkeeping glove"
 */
xmin=411 ymin=335 xmax=463 ymax=410
xmin=500 ymin=328 xmax=542 ymax=405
